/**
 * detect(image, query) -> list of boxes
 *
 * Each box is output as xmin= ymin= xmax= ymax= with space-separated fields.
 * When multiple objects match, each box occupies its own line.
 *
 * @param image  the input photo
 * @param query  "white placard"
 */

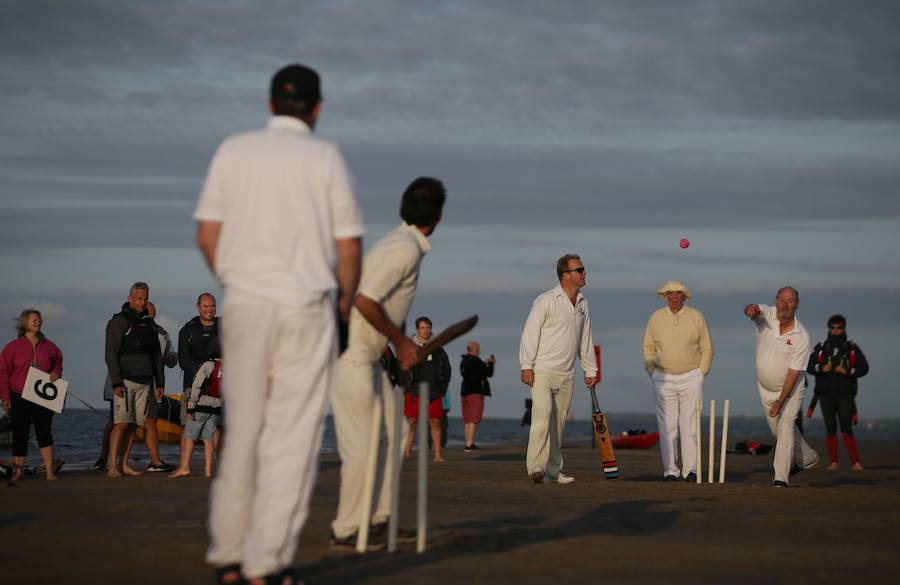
xmin=21 ymin=366 xmax=69 ymax=414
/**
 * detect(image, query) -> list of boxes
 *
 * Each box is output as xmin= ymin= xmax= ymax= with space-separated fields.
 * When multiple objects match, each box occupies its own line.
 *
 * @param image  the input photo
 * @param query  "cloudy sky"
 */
xmin=1 ymin=1 xmax=898 ymax=420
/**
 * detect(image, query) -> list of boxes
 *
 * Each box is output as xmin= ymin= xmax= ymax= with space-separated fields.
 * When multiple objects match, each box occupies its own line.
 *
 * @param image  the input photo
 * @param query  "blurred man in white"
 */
xmin=194 ymin=63 xmax=364 ymax=585
xmin=329 ymin=177 xmax=445 ymax=550
xmin=643 ymin=280 xmax=713 ymax=482
xmin=745 ymin=286 xmax=820 ymax=487
xmin=519 ymin=254 xmax=597 ymax=485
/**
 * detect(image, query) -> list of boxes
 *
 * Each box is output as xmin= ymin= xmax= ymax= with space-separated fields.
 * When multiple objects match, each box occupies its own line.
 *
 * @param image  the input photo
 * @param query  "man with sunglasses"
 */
xmin=745 ymin=287 xmax=820 ymax=487
xmin=807 ymin=315 xmax=869 ymax=470
xmin=519 ymin=254 xmax=597 ymax=485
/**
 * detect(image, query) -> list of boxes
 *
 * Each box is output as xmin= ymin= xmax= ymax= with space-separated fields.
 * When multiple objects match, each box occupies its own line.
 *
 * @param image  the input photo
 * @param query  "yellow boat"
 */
xmin=135 ymin=393 xmax=184 ymax=444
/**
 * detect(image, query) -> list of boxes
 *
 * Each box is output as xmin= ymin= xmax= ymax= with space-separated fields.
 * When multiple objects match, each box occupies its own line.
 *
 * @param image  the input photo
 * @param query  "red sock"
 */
xmin=826 ymin=435 xmax=839 ymax=463
xmin=842 ymin=434 xmax=860 ymax=464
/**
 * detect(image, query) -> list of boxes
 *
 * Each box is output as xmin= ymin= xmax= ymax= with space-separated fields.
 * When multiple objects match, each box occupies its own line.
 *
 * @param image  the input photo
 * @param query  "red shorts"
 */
xmin=404 ymin=393 xmax=443 ymax=419
xmin=461 ymin=394 xmax=485 ymax=424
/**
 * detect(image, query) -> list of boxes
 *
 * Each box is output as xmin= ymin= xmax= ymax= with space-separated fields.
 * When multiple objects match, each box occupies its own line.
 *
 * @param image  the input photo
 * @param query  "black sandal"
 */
xmin=215 ymin=563 xmax=244 ymax=585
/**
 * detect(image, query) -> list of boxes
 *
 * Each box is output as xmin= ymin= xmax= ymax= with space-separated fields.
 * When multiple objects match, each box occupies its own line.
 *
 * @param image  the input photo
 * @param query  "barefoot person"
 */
xmin=807 ymin=314 xmax=869 ymax=471
xmin=330 ymin=177 xmax=444 ymax=550
xmin=105 ymin=282 xmax=166 ymax=478
xmin=519 ymin=254 xmax=598 ymax=485
xmin=745 ymin=286 xmax=820 ymax=487
xmin=0 ymin=309 xmax=64 ymax=482
xmin=170 ymin=358 xmax=223 ymax=478
xmin=401 ymin=316 xmax=451 ymax=463
xmin=195 ymin=63 xmax=363 ymax=584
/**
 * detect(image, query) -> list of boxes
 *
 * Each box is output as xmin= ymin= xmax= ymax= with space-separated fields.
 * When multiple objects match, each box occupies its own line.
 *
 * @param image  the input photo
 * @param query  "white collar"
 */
xmin=267 ymin=116 xmax=312 ymax=134
xmin=401 ymin=222 xmax=431 ymax=254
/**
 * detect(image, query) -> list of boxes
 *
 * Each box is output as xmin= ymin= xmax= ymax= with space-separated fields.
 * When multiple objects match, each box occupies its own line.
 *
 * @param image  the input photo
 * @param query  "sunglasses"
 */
xmin=564 ymin=267 xmax=586 ymax=274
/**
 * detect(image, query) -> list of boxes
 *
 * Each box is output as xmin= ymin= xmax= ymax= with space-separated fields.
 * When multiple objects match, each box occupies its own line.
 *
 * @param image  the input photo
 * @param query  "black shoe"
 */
xmin=370 ymin=521 xmax=417 ymax=544
xmin=529 ymin=469 xmax=545 ymax=484
xmin=684 ymin=472 xmax=697 ymax=482
xmin=90 ymin=458 xmax=106 ymax=471
xmin=464 ymin=444 xmax=479 ymax=452
xmin=773 ymin=480 xmax=789 ymax=488
xmin=329 ymin=530 xmax=385 ymax=552
xmin=147 ymin=461 xmax=176 ymax=473
xmin=663 ymin=474 xmax=679 ymax=482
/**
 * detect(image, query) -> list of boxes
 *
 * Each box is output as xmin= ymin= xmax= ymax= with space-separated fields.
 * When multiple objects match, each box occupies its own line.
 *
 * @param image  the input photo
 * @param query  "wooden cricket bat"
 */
xmin=590 ymin=387 xmax=618 ymax=479
xmin=418 ymin=315 xmax=478 ymax=356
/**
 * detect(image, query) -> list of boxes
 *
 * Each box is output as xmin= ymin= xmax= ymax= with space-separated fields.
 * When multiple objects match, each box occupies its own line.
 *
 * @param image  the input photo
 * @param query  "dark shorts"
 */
xmin=462 ymin=394 xmax=485 ymax=424
xmin=404 ymin=393 xmax=443 ymax=419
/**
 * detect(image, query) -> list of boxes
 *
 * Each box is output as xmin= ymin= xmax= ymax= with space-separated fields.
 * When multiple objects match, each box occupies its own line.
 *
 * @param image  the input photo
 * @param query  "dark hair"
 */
xmin=827 ymin=314 xmax=846 ymax=327
xmin=400 ymin=177 xmax=446 ymax=227
xmin=271 ymin=96 xmax=318 ymax=122
xmin=556 ymin=254 xmax=581 ymax=280
xmin=415 ymin=316 xmax=432 ymax=328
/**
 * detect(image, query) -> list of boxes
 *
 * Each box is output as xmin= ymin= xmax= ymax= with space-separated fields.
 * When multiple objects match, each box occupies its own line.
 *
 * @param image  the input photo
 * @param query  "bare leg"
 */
xmin=202 ymin=439 xmax=214 ymax=477
xmin=108 ymin=423 xmax=127 ymax=478
xmin=169 ymin=436 xmax=196 ymax=478
xmin=12 ymin=455 xmax=25 ymax=482
xmin=213 ymin=426 xmax=223 ymax=457
xmin=39 ymin=445 xmax=58 ymax=480
xmin=430 ymin=419 xmax=445 ymax=462
xmin=404 ymin=418 xmax=417 ymax=459
xmin=122 ymin=425 xmax=136 ymax=472
xmin=143 ymin=418 xmax=163 ymax=465
xmin=97 ymin=418 xmax=113 ymax=464
xmin=120 ymin=425 xmax=142 ymax=476
xmin=464 ymin=422 xmax=476 ymax=447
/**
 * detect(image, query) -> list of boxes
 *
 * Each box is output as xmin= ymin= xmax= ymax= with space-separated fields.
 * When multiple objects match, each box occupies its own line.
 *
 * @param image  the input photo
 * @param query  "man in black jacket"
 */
xmin=401 ymin=317 xmax=451 ymax=462
xmin=807 ymin=314 xmax=869 ymax=470
xmin=178 ymin=292 xmax=221 ymax=393
xmin=104 ymin=282 xmax=166 ymax=478
xmin=460 ymin=341 xmax=495 ymax=451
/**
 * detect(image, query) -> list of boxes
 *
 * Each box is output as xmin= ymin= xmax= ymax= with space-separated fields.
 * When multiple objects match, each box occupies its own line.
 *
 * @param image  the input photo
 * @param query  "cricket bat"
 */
xmin=590 ymin=386 xmax=618 ymax=479
xmin=418 ymin=315 xmax=478 ymax=357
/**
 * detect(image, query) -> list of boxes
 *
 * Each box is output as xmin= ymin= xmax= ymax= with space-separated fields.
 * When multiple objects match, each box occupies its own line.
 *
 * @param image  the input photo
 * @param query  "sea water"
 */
xmin=3 ymin=408 xmax=898 ymax=471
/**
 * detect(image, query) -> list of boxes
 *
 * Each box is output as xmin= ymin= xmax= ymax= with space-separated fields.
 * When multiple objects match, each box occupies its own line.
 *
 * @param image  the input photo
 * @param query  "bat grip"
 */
xmin=589 ymin=386 xmax=600 ymax=413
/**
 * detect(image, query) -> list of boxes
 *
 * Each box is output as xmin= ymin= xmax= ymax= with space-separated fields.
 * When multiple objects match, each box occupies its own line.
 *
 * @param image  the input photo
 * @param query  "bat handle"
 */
xmin=589 ymin=386 xmax=600 ymax=413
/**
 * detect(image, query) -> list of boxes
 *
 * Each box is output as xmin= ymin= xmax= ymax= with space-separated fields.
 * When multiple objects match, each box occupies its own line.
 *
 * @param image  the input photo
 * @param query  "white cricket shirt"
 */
xmin=344 ymin=223 xmax=431 ymax=364
xmin=754 ymin=304 xmax=811 ymax=392
xmin=519 ymin=285 xmax=597 ymax=376
xmin=194 ymin=116 xmax=365 ymax=307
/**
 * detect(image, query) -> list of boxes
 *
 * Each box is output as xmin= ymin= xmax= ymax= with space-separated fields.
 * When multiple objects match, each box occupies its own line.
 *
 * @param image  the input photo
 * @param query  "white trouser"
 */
xmin=757 ymin=380 xmax=819 ymax=484
xmin=207 ymin=293 xmax=334 ymax=578
xmin=330 ymin=354 xmax=406 ymax=539
xmin=651 ymin=368 xmax=703 ymax=478
xmin=526 ymin=370 xmax=575 ymax=478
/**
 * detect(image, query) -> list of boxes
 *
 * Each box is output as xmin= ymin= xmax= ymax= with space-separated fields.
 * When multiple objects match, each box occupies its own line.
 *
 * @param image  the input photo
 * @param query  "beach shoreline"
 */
xmin=3 ymin=437 xmax=899 ymax=584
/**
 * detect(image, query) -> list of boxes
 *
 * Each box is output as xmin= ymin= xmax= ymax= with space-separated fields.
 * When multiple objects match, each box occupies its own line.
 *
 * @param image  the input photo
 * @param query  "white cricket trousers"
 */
xmin=757 ymin=380 xmax=819 ymax=484
xmin=330 ymin=354 xmax=406 ymax=538
xmin=651 ymin=368 xmax=703 ymax=478
xmin=207 ymin=292 xmax=334 ymax=578
xmin=526 ymin=370 xmax=574 ymax=478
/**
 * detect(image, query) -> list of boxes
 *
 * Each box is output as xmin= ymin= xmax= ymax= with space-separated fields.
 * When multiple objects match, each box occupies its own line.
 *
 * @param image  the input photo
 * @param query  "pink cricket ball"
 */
xmin=679 ymin=238 xmax=690 ymax=249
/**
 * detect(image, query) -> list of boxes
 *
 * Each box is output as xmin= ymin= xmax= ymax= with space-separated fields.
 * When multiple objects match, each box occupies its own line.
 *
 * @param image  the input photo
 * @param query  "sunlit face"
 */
xmin=198 ymin=295 xmax=217 ymax=325
xmin=562 ymin=259 xmax=587 ymax=289
xmin=24 ymin=313 xmax=43 ymax=334
xmin=129 ymin=288 xmax=149 ymax=314
xmin=775 ymin=288 xmax=799 ymax=322
xmin=416 ymin=321 xmax=433 ymax=341
xmin=665 ymin=291 xmax=686 ymax=312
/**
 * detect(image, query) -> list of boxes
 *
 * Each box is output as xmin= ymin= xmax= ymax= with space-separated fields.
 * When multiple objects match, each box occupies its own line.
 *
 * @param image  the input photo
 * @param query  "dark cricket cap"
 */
xmin=270 ymin=64 xmax=321 ymax=102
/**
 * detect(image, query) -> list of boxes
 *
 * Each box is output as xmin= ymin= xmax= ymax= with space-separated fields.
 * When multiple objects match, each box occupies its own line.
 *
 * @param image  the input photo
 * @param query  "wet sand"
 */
xmin=3 ymin=436 xmax=899 ymax=584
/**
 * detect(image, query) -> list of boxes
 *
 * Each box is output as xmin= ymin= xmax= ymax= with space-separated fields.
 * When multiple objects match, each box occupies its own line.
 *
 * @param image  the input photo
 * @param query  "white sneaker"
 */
xmin=545 ymin=472 xmax=575 ymax=485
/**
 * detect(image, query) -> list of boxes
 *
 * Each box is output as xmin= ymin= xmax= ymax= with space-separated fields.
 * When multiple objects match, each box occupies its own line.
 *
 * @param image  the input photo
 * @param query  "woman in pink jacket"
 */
xmin=0 ymin=308 xmax=64 ymax=481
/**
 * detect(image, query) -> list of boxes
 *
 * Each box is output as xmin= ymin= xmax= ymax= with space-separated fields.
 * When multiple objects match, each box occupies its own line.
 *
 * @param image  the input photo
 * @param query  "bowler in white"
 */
xmin=745 ymin=286 xmax=820 ymax=487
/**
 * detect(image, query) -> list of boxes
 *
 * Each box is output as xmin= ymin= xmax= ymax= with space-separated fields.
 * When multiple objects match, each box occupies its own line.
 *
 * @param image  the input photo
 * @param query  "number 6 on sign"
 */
xmin=22 ymin=366 xmax=69 ymax=413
